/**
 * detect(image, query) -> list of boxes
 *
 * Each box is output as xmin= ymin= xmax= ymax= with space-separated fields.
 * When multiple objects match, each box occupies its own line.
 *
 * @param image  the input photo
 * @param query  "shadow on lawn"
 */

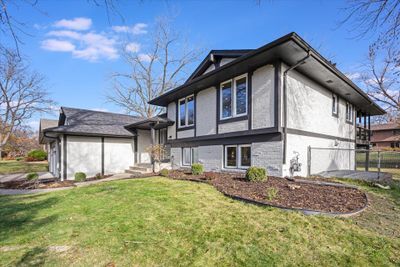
xmin=0 ymin=195 xmax=59 ymax=243
xmin=15 ymin=247 xmax=47 ymax=267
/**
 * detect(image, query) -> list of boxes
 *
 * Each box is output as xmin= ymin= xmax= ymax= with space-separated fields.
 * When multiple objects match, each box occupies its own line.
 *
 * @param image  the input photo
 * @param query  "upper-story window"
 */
xmin=332 ymin=94 xmax=338 ymax=116
xmin=220 ymin=74 xmax=248 ymax=119
xmin=346 ymin=102 xmax=353 ymax=123
xmin=179 ymin=95 xmax=194 ymax=128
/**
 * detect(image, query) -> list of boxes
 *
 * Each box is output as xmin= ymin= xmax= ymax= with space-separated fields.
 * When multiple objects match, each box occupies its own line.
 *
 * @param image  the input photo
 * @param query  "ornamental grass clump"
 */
xmin=160 ymin=168 xmax=169 ymax=177
xmin=245 ymin=167 xmax=267 ymax=182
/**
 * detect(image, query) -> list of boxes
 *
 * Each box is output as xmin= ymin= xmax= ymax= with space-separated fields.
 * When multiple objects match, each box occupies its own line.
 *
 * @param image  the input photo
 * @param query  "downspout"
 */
xmin=282 ymin=51 xmax=311 ymax=164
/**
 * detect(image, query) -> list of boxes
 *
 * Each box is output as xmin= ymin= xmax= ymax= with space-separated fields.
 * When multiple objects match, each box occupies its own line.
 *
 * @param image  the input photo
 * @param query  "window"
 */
xmin=178 ymin=95 xmax=194 ymax=128
xmin=224 ymin=145 xmax=251 ymax=169
xmin=182 ymin=147 xmax=198 ymax=166
xmin=220 ymin=74 xmax=247 ymax=119
xmin=332 ymin=94 xmax=338 ymax=116
xmin=346 ymin=102 xmax=353 ymax=123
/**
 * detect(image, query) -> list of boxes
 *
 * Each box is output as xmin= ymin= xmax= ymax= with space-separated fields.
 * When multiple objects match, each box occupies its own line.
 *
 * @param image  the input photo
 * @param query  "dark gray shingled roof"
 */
xmin=44 ymin=107 xmax=145 ymax=137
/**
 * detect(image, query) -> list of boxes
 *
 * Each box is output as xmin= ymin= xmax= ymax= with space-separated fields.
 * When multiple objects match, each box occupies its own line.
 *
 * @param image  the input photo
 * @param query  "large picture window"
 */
xmin=178 ymin=95 xmax=194 ymax=128
xmin=220 ymin=74 xmax=247 ymax=120
xmin=224 ymin=144 xmax=251 ymax=169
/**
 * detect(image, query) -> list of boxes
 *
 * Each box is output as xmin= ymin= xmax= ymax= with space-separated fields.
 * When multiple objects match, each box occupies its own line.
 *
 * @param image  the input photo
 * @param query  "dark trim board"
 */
xmin=101 ymin=137 xmax=105 ymax=175
xmin=63 ymin=135 xmax=67 ymax=180
xmin=248 ymin=71 xmax=253 ymax=130
xmin=176 ymin=125 xmax=195 ymax=132
xmin=170 ymin=132 xmax=281 ymax=147
xmin=286 ymin=128 xmax=355 ymax=143
xmin=168 ymin=127 xmax=280 ymax=147
xmin=218 ymin=116 xmax=248 ymax=124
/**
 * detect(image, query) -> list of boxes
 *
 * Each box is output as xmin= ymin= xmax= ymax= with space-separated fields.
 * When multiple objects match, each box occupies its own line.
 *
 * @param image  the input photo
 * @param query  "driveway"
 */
xmin=0 ymin=172 xmax=55 ymax=183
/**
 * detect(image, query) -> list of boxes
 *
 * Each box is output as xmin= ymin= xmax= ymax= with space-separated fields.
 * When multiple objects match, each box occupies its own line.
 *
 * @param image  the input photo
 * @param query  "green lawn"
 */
xmin=0 ymin=177 xmax=399 ymax=266
xmin=0 ymin=160 xmax=48 ymax=175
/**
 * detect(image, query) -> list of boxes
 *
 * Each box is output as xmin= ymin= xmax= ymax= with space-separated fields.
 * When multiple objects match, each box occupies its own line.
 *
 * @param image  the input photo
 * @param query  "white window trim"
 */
xmin=178 ymin=95 xmax=195 ymax=128
xmin=332 ymin=94 xmax=338 ymax=115
xmin=224 ymin=144 xmax=251 ymax=169
xmin=346 ymin=101 xmax=353 ymax=123
xmin=182 ymin=147 xmax=197 ymax=166
xmin=220 ymin=74 xmax=248 ymax=120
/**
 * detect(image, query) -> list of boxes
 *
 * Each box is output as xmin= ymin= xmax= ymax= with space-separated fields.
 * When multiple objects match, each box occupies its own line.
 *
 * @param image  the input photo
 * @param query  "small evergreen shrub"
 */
xmin=26 ymin=172 xmax=39 ymax=180
xmin=16 ymin=157 xmax=24 ymax=161
xmin=160 ymin=168 xmax=169 ymax=177
xmin=245 ymin=167 xmax=267 ymax=182
xmin=191 ymin=163 xmax=204 ymax=175
xmin=95 ymin=173 xmax=103 ymax=179
xmin=266 ymin=187 xmax=279 ymax=201
xmin=26 ymin=149 xmax=47 ymax=161
xmin=74 ymin=172 xmax=87 ymax=182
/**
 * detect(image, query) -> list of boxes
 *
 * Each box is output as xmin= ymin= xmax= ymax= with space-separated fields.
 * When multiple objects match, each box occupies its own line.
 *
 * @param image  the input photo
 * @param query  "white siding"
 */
xmin=283 ymin=133 xmax=355 ymax=177
xmin=66 ymin=136 xmax=102 ymax=179
xmin=218 ymin=120 xmax=248 ymax=134
xmin=104 ymin=138 xmax=134 ymax=174
xmin=220 ymin=58 xmax=235 ymax=66
xmin=252 ymin=65 xmax=275 ymax=129
xmin=177 ymin=129 xmax=195 ymax=139
xmin=167 ymin=102 xmax=176 ymax=140
xmin=285 ymin=66 xmax=355 ymax=139
xmin=137 ymin=130 xmax=152 ymax=164
xmin=196 ymin=87 xmax=217 ymax=136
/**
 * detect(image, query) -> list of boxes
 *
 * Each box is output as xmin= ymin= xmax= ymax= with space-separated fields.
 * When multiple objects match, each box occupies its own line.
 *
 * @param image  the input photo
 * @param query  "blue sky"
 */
xmin=9 ymin=0 xmax=377 ymax=128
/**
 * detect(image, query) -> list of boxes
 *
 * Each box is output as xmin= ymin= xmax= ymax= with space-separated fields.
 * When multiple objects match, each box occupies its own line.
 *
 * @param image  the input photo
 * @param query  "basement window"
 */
xmin=220 ymin=74 xmax=248 ymax=120
xmin=178 ymin=95 xmax=194 ymax=128
xmin=224 ymin=145 xmax=251 ymax=169
xmin=182 ymin=147 xmax=198 ymax=166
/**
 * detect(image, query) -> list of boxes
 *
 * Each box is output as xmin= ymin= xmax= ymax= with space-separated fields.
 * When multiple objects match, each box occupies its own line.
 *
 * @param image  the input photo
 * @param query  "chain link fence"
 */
xmin=308 ymin=146 xmax=400 ymax=179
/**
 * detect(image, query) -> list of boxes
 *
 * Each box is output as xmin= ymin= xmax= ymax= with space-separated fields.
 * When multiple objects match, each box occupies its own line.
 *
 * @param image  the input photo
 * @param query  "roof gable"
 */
xmin=186 ymin=49 xmax=253 ymax=82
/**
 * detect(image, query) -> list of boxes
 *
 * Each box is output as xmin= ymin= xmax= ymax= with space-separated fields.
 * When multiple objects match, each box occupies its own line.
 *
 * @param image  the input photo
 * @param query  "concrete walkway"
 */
xmin=0 ymin=172 xmax=54 ymax=183
xmin=317 ymin=170 xmax=392 ymax=183
xmin=0 ymin=173 xmax=134 ymax=195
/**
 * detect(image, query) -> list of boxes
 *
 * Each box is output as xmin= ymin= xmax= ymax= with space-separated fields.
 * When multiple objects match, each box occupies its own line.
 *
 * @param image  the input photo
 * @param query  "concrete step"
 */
xmin=129 ymin=166 xmax=151 ymax=172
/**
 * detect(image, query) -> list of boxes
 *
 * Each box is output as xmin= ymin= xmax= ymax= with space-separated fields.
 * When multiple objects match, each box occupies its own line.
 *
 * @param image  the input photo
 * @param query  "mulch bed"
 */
xmin=167 ymin=171 xmax=368 ymax=214
xmin=0 ymin=180 xmax=75 ymax=189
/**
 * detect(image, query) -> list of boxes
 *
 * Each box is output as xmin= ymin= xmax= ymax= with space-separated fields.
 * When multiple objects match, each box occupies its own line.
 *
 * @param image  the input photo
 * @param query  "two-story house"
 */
xmin=371 ymin=122 xmax=400 ymax=149
xmin=40 ymin=32 xmax=384 ymax=180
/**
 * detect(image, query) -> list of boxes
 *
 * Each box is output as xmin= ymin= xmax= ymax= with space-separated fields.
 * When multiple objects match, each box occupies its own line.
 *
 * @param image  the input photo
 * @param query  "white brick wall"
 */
xmin=198 ymin=145 xmax=223 ymax=171
xmin=251 ymin=141 xmax=283 ymax=177
xmin=218 ymin=120 xmax=248 ymax=134
xmin=167 ymin=102 xmax=176 ymax=140
xmin=177 ymin=128 xmax=195 ymax=139
xmin=196 ymin=87 xmax=217 ymax=136
xmin=252 ymin=65 xmax=275 ymax=129
xmin=170 ymin=147 xmax=181 ymax=169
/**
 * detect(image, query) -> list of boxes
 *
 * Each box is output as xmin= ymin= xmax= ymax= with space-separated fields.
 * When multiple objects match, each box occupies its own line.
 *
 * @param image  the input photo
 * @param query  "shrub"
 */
xmin=26 ymin=149 xmax=47 ymax=161
xmin=26 ymin=172 xmax=39 ymax=180
xmin=191 ymin=163 xmax=204 ymax=175
xmin=266 ymin=187 xmax=279 ymax=201
xmin=95 ymin=173 xmax=103 ymax=180
xmin=74 ymin=172 xmax=86 ymax=182
xmin=15 ymin=157 xmax=24 ymax=161
xmin=245 ymin=167 xmax=267 ymax=182
xmin=160 ymin=168 xmax=169 ymax=177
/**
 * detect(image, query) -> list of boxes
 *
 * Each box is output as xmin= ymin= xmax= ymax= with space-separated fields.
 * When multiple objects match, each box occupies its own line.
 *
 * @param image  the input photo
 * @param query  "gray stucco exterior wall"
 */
xmin=251 ymin=141 xmax=283 ymax=177
xmin=196 ymin=87 xmax=217 ymax=136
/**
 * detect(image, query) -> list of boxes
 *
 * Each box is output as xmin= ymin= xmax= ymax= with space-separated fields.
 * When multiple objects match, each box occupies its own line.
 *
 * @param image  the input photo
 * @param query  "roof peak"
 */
xmin=60 ymin=106 xmax=143 ymax=119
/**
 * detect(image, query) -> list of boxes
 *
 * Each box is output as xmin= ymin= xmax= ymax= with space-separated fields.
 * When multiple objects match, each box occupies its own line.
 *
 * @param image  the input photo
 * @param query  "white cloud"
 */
xmin=345 ymin=72 xmax=361 ymax=80
xmin=53 ymin=17 xmax=92 ymax=31
xmin=42 ymin=30 xmax=118 ymax=61
xmin=125 ymin=42 xmax=140 ymax=53
xmin=112 ymin=23 xmax=147 ymax=35
xmin=138 ymin=53 xmax=152 ymax=62
xmin=41 ymin=39 xmax=75 ymax=52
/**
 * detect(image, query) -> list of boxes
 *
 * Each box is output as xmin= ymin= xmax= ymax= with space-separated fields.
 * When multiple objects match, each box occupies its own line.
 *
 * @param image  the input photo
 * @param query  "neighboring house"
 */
xmin=39 ymin=119 xmax=58 ymax=152
xmin=371 ymin=123 xmax=400 ymax=149
xmin=40 ymin=32 xmax=384 ymax=180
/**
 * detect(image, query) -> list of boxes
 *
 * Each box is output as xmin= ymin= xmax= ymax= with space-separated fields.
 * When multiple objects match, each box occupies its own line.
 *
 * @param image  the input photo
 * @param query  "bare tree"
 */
xmin=107 ymin=18 xmax=203 ymax=118
xmin=360 ymin=43 xmax=399 ymax=121
xmin=0 ymin=48 xmax=55 ymax=159
xmin=340 ymin=0 xmax=400 ymax=42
